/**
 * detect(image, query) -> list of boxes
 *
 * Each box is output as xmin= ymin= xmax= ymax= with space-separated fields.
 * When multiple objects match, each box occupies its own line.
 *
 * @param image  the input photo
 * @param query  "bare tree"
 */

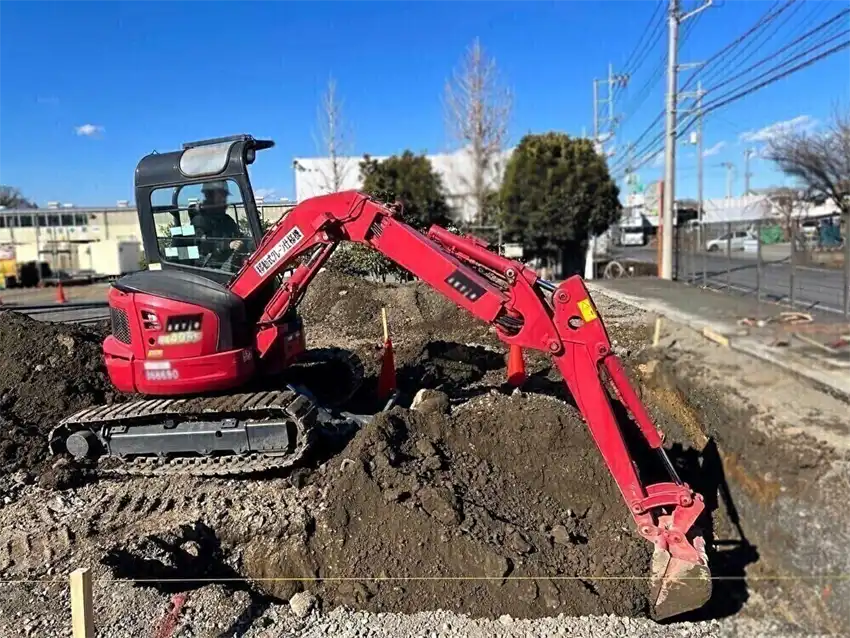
xmin=312 ymin=75 xmax=354 ymax=194
xmin=444 ymin=38 xmax=513 ymax=225
xmin=765 ymin=108 xmax=850 ymax=216
xmin=0 ymin=186 xmax=37 ymax=209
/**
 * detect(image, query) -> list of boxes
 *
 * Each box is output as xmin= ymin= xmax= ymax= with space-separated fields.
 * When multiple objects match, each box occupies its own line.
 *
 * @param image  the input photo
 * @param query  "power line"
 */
xmin=615 ymin=4 xmax=698 ymax=135
xmin=707 ymin=16 xmax=849 ymax=96
xmin=611 ymin=4 xmax=847 ymax=176
xmin=697 ymin=0 xmax=841 ymax=93
xmin=615 ymin=3 xmax=732 ymax=173
xmin=695 ymin=0 xmax=804 ymax=90
xmin=768 ymin=0 xmax=846 ymax=65
xmin=617 ymin=46 xmax=667 ymax=130
xmin=680 ymin=0 xmax=797 ymax=94
xmin=615 ymin=0 xmax=665 ymax=100
xmin=616 ymin=37 xmax=850 ymax=178
xmin=700 ymin=39 xmax=850 ymax=117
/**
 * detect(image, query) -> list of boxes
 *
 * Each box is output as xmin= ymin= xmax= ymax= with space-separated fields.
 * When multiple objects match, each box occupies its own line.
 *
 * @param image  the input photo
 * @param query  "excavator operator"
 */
xmin=191 ymin=181 xmax=248 ymax=270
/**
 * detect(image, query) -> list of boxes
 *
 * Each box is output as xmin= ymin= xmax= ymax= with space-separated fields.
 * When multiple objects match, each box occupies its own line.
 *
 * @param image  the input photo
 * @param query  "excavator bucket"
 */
xmin=649 ymin=534 xmax=712 ymax=621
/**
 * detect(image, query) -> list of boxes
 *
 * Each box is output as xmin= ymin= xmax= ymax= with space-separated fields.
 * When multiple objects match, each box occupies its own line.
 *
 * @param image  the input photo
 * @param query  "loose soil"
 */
xmin=0 ymin=270 xmax=749 ymax=627
xmin=241 ymin=393 xmax=651 ymax=618
xmin=0 ymin=312 xmax=123 ymax=486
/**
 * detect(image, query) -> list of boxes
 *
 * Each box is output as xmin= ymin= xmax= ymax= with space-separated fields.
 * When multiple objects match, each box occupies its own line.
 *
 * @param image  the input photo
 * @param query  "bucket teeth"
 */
xmin=649 ymin=538 xmax=712 ymax=621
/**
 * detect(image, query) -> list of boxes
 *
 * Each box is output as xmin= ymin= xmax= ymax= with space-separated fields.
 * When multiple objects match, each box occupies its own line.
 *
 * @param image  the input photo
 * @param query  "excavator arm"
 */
xmin=230 ymin=190 xmax=712 ymax=619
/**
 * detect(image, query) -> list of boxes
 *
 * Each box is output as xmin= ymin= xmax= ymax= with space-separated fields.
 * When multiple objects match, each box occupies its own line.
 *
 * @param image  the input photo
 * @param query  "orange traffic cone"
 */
xmin=507 ymin=344 xmax=526 ymax=387
xmin=377 ymin=307 xmax=397 ymax=400
xmin=56 ymin=282 xmax=67 ymax=304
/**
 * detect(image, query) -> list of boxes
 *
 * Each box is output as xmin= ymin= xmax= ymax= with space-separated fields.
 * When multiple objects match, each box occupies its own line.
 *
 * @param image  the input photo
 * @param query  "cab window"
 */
xmin=150 ymin=179 xmax=256 ymax=274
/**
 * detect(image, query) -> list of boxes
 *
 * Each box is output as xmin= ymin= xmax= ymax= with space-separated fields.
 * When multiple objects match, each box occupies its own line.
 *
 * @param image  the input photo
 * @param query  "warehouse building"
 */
xmin=0 ymin=199 xmax=295 ymax=275
xmin=293 ymin=146 xmax=514 ymax=224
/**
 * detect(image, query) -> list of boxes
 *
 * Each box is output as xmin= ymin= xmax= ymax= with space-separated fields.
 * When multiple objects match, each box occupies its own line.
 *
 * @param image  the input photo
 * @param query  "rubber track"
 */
xmin=51 ymin=389 xmax=324 ymax=478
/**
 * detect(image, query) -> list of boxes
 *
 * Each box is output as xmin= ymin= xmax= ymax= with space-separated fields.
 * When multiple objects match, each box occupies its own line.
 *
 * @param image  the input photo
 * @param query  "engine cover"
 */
xmin=101 ymin=269 xmax=308 ymax=396
xmin=105 ymin=282 xmax=257 ymax=395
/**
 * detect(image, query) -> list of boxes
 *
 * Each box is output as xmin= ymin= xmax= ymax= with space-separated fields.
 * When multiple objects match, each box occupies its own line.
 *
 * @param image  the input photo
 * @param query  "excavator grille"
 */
xmin=110 ymin=307 xmax=131 ymax=344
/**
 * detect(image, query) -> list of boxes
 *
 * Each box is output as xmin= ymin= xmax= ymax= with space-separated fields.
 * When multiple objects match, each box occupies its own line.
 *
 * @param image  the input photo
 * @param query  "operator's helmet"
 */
xmin=202 ymin=181 xmax=230 ymax=197
xmin=201 ymin=181 xmax=230 ymax=209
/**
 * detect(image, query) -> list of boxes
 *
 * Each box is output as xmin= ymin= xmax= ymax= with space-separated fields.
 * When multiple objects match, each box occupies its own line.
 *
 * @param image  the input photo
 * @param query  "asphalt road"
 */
xmin=1 ymin=301 xmax=109 ymax=325
xmin=613 ymin=246 xmax=849 ymax=314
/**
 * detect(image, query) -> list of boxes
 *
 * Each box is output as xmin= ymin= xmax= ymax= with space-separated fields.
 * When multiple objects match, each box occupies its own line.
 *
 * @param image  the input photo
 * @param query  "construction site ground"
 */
xmin=0 ymin=271 xmax=846 ymax=637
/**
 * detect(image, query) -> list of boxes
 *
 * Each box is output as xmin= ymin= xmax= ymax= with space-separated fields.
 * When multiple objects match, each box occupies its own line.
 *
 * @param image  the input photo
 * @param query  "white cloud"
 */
xmin=739 ymin=115 xmax=817 ymax=144
xmin=74 ymin=124 xmax=104 ymax=137
xmin=652 ymin=151 xmax=665 ymax=168
xmin=253 ymin=188 xmax=277 ymax=200
xmin=702 ymin=141 xmax=726 ymax=157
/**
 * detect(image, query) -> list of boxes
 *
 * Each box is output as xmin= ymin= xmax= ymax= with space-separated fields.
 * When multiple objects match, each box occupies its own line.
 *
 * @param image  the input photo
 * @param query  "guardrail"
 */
xmin=674 ymin=219 xmax=849 ymax=318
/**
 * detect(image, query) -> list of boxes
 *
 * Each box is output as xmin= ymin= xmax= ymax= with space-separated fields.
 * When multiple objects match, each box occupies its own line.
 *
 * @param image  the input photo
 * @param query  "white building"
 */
xmin=622 ymin=189 xmax=842 ymax=226
xmin=702 ymin=194 xmax=841 ymax=224
xmin=293 ymin=146 xmax=514 ymax=224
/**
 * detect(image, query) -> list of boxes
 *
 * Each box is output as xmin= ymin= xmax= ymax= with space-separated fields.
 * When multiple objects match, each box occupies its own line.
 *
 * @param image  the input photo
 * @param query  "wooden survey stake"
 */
xmin=652 ymin=317 xmax=663 ymax=347
xmin=70 ymin=567 xmax=95 ymax=638
xmin=381 ymin=307 xmax=389 ymax=343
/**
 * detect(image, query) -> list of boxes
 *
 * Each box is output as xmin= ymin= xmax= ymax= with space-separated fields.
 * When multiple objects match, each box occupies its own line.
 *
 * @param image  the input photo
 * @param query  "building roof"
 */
xmin=0 ymin=205 xmax=136 ymax=215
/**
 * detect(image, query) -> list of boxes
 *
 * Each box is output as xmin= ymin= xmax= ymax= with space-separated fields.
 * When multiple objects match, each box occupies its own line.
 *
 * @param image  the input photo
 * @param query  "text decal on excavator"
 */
xmin=445 ymin=270 xmax=485 ymax=302
xmin=254 ymin=226 xmax=305 ymax=277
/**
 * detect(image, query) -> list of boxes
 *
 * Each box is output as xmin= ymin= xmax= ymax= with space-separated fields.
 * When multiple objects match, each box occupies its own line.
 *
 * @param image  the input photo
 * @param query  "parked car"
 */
xmin=40 ymin=269 xmax=75 ymax=286
xmin=41 ymin=269 xmax=98 ymax=287
xmin=706 ymin=230 xmax=752 ymax=252
xmin=796 ymin=220 xmax=819 ymax=244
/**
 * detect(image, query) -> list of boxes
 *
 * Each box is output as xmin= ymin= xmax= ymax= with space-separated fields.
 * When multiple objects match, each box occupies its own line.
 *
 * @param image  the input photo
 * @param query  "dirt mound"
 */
xmin=301 ymin=270 xmax=496 ymax=346
xmin=0 ymin=274 xmax=665 ymax=619
xmin=236 ymin=391 xmax=652 ymax=618
xmin=0 ymin=311 xmax=122 ymax=480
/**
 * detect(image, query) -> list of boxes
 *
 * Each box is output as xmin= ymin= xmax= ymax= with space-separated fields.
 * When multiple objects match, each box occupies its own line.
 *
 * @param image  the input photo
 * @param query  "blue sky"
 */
xmin=1 ymin=0 xmax=848 ymax=206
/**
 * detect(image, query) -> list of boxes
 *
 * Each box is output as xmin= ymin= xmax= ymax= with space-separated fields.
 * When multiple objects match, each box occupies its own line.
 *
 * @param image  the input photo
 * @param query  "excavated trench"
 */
xmin=0 ymin=270 xmax=833 ymax=627
xmin=629 ymin=351 xmax=848 ymax=633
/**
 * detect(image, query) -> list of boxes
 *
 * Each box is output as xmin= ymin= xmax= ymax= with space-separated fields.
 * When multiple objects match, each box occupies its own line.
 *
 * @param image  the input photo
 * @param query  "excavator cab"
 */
xmin=135 ymin=134 xmax=273 ymax=285
xmin=104 ymin=135 xmax=307 ymax=396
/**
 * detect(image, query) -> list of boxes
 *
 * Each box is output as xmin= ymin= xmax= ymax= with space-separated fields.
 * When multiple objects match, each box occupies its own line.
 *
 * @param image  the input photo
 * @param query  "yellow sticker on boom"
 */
xmin=577 ymin=298 xmax=598 ymax=323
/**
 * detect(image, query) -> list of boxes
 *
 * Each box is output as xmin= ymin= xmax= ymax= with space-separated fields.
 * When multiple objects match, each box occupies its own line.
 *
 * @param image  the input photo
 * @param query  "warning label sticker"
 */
xmin=577 ymin=298 xmax=598 ymax=323
xmin=254 ymin=226 xmax=305 ymax=277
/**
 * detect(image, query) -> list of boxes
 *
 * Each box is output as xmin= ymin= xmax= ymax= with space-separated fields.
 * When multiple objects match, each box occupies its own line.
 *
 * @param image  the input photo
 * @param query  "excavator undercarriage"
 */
xmin=50 ymin=389 xmax=329 ymax=478
xmin=46 ymin=134 xmax=713 ymax=620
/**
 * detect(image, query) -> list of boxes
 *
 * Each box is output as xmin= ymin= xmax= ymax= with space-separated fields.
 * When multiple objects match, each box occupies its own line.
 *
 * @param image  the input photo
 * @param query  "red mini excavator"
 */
xmin=48 ymin=135 xmax=711 ymax=620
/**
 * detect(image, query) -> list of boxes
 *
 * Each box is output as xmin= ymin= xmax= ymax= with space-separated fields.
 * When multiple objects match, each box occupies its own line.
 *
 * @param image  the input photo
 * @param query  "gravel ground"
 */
xmin=249 ymin=606 xmax=806 ymax=638
xmin=1 ymin=272 xmax=842 ymax=636
xmin=0 ymin=582 xmax=809 ymax=638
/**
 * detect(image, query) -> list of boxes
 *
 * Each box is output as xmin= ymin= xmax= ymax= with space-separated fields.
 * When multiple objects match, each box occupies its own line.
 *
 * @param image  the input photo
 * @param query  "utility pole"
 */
xmin=744 ymin=148 xmax=755 ymax=195
xmin=624 ymin=143 xmax=636 ymax=197
xmin=696 ymin=83 xmax=704 ymax=236
xmin=721 ymin=162 xmax=735 ymax=198
xmin=593 ymin=80 xmax=600 ymax=143
xmin=593 ymin=64 xmax=629 ymax=153
xmin=661 ymin=0 xmax=713 ymax=280
xmin=697 ymin=83 xmax=705 ymax=283
xmin=589 ymin=63 xmax=629 ymax=280
xmin=681 ymin=77 xmax=706 ymax=279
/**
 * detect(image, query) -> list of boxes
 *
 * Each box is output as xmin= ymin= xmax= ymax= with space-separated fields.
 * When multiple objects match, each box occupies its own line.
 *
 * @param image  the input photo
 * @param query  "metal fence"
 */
xmin=674 ymin=218 xmax=850 ymax=318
